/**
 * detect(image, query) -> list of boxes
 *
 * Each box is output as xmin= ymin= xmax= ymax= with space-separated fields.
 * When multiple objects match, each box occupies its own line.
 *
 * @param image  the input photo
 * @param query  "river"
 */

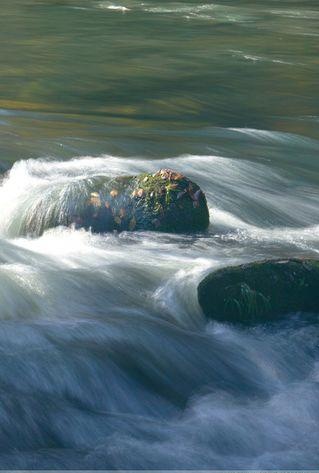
xmin=0 ymin=0 xmax=319 ymax=469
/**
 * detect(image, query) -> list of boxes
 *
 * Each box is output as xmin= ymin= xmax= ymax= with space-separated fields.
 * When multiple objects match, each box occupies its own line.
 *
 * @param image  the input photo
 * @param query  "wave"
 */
xmin=0 ymin=293 xmax=318 ymax=468
xmin=98 ymin=3 xmax=130 ymax=12
xmin=1 ymin=152 xmax=319 ymax=237
xmin=0 ymin=152 xmax=318 ymax=327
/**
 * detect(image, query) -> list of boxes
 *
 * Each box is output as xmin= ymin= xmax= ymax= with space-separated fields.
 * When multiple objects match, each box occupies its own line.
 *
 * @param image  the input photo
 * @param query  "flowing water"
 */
xmin=1 ymin=0 xmax=319 ymax=469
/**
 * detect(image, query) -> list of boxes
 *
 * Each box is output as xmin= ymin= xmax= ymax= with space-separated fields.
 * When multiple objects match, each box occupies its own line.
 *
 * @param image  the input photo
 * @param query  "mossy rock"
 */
xmin=24 ymin=169 xmax=209 ymax=235
xmin=198 ymin=258 xmax=319 ymax=324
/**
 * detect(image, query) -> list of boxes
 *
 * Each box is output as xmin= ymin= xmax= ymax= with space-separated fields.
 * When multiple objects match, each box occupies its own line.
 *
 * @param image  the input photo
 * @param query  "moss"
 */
xmin=224 ymin=283 xmax=271 ymax=322
xmin=129 ymin=170 xmax=204 ymax=224
xmin=133 ymin=172 xmax=173 ymax=212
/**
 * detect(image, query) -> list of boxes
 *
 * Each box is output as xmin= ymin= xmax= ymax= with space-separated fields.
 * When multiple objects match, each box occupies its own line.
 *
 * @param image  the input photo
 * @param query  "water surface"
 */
xmin=0 ymin=0 xmax=319 ymax=469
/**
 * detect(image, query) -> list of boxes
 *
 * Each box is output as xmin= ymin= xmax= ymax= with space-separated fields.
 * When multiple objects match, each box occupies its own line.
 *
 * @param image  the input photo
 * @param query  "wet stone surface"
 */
xmin=198 ymin=258 xmax=319 ymax=324
xmin=73 ymin=169 xmax=210 ymax=234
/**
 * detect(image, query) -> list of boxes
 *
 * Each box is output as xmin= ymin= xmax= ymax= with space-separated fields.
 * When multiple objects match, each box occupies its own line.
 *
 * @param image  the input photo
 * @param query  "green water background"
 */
xmin=1 ymin=0 xmax=318 ymax=167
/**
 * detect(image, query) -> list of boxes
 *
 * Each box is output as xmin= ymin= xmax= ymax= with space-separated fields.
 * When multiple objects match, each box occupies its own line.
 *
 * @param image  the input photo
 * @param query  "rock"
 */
xmin=198 ymin=258 xmax=319 ymax=324
xmin=25 ymin=169 xmax=209 ymax=235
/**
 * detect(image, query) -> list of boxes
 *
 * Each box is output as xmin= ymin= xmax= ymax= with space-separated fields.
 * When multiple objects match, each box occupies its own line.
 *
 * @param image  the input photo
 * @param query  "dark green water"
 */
xmin=0 ymin=1 xmax=319 ymax=469
xmin=1 ymin=0 xmax=319 ymax=165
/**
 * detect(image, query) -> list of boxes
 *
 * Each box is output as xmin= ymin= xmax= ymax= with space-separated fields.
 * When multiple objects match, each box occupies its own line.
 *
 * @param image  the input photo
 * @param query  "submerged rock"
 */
xmin=198 ymin=258 xmax=319 ymax=324
xmin=24 ymin=169 xmax=209 ymax=235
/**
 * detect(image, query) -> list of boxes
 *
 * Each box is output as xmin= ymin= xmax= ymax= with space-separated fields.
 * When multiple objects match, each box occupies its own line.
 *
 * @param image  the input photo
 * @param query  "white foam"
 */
xmin=98 ymin=3 xmax=130 ymax=12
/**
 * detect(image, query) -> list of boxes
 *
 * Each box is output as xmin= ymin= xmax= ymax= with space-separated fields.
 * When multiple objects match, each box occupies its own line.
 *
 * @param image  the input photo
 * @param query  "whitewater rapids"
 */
xmin=0 ymin=146 xmax=318 ymax=468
